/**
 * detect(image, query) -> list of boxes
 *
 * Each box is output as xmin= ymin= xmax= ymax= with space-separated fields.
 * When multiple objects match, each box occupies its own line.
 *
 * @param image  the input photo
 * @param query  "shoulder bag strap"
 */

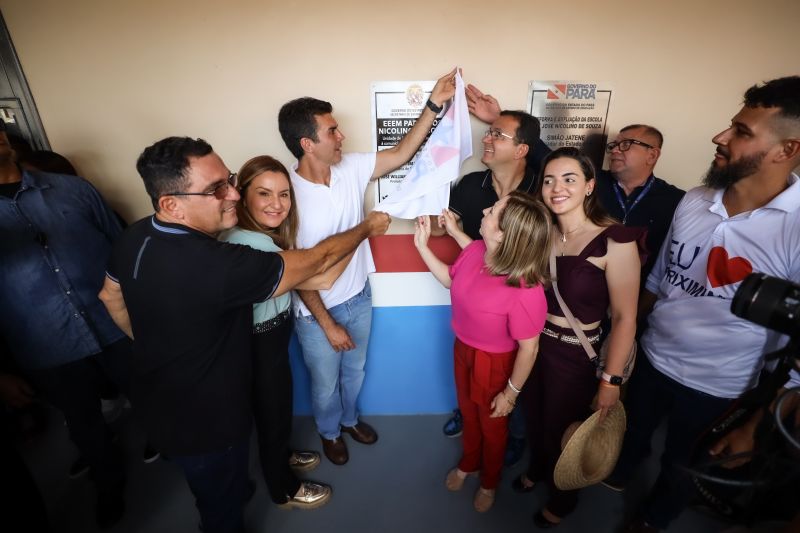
xmin=549 ymin=247 xmax=599 ymax=362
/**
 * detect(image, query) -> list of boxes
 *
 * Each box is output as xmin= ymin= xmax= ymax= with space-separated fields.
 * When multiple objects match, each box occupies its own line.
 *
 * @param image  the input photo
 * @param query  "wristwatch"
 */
xmin=425 ymin=98 xmax=443 ymax=114
xmin=601 ymin=372 xmax=623 ymax=386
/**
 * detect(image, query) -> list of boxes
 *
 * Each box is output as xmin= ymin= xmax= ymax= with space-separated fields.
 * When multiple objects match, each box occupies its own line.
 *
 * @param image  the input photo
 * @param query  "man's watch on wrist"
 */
xmin=600 ymin=372 xmax=623 ymax=386
xmin=425 ymin=98 xmax=443 ymax=114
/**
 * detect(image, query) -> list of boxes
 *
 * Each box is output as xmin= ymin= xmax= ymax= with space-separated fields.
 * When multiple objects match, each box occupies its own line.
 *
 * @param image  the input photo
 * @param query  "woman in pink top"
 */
xmin=414 ymin=191 xmax=552 ymax=512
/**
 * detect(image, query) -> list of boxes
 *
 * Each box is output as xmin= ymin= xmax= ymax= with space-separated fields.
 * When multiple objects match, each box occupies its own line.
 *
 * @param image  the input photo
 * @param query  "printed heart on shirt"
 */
xmin=706 ymin=246 xmax=753 ymax=288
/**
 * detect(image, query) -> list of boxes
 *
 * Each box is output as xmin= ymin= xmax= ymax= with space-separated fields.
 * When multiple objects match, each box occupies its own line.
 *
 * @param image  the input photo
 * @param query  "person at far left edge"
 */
xmin=0 ymin=121 xmax=133 ymax=529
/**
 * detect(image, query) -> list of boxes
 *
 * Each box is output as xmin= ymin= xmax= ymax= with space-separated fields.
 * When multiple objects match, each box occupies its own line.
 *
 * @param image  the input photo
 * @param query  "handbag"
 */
xmin=548 ymin=248 xmax=637 ymax=383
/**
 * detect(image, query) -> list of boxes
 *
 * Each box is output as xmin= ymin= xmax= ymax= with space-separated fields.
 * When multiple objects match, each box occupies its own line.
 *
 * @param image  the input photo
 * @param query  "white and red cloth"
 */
xmin=376 ymin=72 xmax=472 ymax=219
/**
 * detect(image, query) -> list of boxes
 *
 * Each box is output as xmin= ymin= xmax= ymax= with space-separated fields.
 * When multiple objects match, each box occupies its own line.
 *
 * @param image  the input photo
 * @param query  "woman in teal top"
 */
xmin=221 ymin=156 xmax=350 ymax=509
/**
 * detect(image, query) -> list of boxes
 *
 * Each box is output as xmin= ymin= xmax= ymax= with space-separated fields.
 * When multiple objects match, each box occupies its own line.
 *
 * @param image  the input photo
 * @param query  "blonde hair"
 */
xmin=235 ymin=155 xmax=298 ymax=250
xmin=485 ymin=191 xmax=552 ymax=288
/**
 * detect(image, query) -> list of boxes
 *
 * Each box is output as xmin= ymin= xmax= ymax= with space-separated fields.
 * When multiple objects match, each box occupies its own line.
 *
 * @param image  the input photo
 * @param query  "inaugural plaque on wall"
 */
xmin=370 ymin=80 xmax=442 ymax=204
xmin=528 ymin=81 xmax=613 ymax=168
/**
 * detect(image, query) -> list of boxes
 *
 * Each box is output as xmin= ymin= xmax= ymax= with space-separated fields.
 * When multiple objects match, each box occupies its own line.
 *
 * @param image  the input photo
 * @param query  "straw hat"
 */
xmin=553 ymin=402 xmax=627 ymax=490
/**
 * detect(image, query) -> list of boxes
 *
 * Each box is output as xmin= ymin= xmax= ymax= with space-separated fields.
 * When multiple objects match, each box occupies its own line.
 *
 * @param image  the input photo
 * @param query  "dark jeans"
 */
xmin=27 ymin=337 xmax=132 ymax=494
xmin=252 ymin=317 xmax=300 ymax=504
xmin=170 ymin=439 xmax=250 ymax=533
xmin=611 ymin=354 xmax=733 ymax=530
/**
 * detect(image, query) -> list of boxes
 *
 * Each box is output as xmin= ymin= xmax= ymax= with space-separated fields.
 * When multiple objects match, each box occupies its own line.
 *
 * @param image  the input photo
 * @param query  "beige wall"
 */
xmin=1 ymin=0 xmax=797 ymax=222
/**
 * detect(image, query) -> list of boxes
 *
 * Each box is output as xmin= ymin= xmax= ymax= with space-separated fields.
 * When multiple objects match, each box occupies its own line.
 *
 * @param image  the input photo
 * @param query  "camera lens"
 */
xmin=731 ymin=273 xmax=800 ymax=336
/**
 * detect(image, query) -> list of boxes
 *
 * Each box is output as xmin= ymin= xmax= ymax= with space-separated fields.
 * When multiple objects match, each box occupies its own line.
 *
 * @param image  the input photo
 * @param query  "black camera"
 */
xmin=731 ymin=273 xmax=800 ymax=337
xmin=691 ymin=273 xmax=800 ymax=527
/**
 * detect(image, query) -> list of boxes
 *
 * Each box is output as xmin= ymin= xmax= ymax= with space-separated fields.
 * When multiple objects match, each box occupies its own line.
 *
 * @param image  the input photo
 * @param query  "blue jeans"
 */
xmin=170 ymin=440 xmax=250 ymax=533
xmin=611 ymin=354 xmax=733 ymax=530
xmin=295 ymin=282 xmax=372 ymax=440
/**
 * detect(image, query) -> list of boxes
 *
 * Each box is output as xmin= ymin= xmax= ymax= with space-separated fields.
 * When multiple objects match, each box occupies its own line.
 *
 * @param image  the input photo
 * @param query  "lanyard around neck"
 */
xmin=613 ymin=175 xmax=654 ymax=224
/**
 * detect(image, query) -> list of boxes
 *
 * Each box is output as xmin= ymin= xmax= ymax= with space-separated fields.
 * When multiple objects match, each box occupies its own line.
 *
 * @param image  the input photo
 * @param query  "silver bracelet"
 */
xmin=507 ymin=379 xmax=522 ymax=394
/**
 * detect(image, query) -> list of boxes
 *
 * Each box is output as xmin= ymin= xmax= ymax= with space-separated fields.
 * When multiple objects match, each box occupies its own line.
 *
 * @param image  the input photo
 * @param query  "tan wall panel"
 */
xmin=1 ymin=0 xmax=797 ymax=221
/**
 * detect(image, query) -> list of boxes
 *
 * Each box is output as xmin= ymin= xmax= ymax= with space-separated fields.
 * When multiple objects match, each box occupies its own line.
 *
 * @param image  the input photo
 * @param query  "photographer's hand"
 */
xmin=708 ymin=412 xmax=760 ymax=468
xmin=709 ymin=385 xmax=799 ymax=468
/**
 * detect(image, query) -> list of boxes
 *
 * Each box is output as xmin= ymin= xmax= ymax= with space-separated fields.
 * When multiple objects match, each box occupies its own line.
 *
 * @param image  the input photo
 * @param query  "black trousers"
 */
xmin=27 ymin=337 xmax=132 ymax=494
xmin=610 ymin=355 xmax=733 ymax=529
xmin=252 ymin=317 xmax=300 ymax=504
xmin=522 ymin=326 xmax=599 ymax=518
xmin=1 ymin=420 xmax=49 ymax=533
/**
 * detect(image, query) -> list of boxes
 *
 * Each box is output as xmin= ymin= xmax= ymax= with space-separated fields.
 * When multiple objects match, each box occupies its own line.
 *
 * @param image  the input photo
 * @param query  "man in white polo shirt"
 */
xmin=610 ymin=76 xmax=800 ymax=532
xmin=277 ymin=69 xmax=456 ymax=465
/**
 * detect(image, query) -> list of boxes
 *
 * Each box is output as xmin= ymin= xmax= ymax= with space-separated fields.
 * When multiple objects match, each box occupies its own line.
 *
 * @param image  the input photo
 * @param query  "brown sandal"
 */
xmin=445 ymin=468 xmax=474 ymax=491
xmin=474 ymin=488 xmax=495 ymax=512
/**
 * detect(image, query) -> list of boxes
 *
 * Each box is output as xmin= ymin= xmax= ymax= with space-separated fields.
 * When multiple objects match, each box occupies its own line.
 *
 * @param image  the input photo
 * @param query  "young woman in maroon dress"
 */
xmin=516 ymin=147 xmax=645 ymax=527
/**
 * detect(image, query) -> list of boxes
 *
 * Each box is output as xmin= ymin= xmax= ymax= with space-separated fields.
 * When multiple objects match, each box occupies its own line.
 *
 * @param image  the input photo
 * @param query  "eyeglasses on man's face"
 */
xmin=164 ymin=172 xmax=238 ymax=200
xmin=606 ymin=139 xmax=655 ymax=153
xmin=483 ymin=128 xmax=517 ymax=142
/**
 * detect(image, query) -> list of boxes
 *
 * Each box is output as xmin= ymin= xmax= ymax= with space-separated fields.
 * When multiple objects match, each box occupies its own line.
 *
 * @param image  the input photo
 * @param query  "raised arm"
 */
xmin=372 ymin=67 xmax=458 ymax=179
xmin=414 ymin=215 xmax=452 ymax=288
xmin=274 ymin=211 xmax=390 ymax=296
xmin=596 ymin=239 xmax=641 ymax=419
xmin=466 ymin=83 xmax=552 ymax=172
xmin=295 ymin=250 xmax=355 ymax=291
xmin=465 ymin=83 xmax=501 ymax=124
xmin=438 ymin=208 xmax=473 ymax=249
xmin=98 ymin=277 xmax=134 ymax=339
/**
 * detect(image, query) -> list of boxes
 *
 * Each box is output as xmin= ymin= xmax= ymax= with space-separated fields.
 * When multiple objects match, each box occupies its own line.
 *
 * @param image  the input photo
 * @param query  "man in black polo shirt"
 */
xmin=98 ymin=137 xmax=389 ymax=533
xmin=448 ymin=109 xmax=545 ymax=240
xmin=466 ymin=85 xmax=684 ymax=280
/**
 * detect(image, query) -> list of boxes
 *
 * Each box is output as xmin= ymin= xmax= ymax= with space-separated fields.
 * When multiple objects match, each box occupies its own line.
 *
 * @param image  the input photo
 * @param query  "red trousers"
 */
xmin=454 ymin=338 xmax=515 ymax=489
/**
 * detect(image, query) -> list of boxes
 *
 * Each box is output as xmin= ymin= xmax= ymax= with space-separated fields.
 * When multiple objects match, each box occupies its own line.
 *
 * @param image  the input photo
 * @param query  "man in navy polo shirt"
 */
xmin=98 ymin=137 xmax=389 ymax=533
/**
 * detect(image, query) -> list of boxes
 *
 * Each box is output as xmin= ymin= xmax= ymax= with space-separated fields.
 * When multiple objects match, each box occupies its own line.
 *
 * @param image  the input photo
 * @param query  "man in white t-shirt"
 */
xmin=609 ymin=76 xmax=800 ymax=532
xmin=277 ymin=69 xmax=456 ymax=466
